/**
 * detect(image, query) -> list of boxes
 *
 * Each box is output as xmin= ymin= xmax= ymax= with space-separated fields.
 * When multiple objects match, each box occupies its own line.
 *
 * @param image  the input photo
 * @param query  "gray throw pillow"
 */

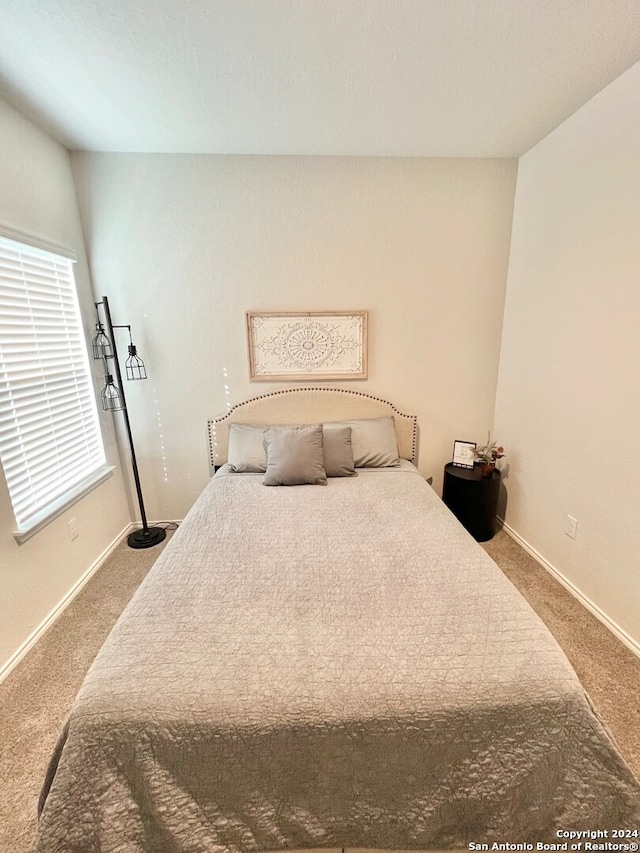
xmin=323 ymin=416 xmax=400 ymax=467
xmin=263 ymin=425 xmax=327 ymax=486
xmin=227 ymin=423 xmax=268 ymax=472
xmin=322 ymin=425 xmax=356 ymax=477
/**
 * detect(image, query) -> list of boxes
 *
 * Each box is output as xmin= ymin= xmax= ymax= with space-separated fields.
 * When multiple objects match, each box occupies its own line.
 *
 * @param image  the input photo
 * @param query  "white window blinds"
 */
xmin=0 ymin=235 xmax=106 ymax=532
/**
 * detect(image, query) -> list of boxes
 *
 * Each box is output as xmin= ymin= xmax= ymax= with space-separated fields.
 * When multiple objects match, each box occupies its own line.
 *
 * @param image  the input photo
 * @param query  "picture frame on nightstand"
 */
xmin=452 ymin=440 xmax=476 ymax=469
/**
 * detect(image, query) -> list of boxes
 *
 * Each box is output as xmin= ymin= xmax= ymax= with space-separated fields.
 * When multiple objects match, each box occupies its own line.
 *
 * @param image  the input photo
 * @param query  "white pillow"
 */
xmin=323 ymin=416 xmax=400 ymax=467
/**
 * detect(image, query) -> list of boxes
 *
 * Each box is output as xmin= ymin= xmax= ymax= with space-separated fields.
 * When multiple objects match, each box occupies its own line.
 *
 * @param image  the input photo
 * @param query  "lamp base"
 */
xmin=127 ymin=526 xmax=167 ymax=549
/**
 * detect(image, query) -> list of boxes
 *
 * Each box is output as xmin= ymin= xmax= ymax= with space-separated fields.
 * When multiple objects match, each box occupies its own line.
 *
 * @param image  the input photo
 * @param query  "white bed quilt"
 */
xmin=35 ymin=464 xmax=640 ymax=852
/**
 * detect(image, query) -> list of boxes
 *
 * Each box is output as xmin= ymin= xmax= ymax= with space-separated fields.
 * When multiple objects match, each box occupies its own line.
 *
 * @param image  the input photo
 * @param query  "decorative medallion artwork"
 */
xmin=246 ymin=311 xmax=368 ymax=380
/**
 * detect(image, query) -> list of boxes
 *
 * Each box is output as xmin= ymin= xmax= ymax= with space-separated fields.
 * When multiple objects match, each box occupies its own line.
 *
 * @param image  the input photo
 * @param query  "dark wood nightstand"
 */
xmin=442 ymin=462 xmax=500 ymax=542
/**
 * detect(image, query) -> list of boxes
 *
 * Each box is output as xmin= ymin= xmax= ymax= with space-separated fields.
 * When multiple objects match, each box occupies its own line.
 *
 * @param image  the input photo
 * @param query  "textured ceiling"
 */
xmin=1 ymin=0 xmax=639 ymax=157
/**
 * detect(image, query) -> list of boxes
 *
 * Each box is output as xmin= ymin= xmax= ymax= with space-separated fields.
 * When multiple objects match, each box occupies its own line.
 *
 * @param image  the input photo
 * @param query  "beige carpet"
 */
xmin=483 ymin=532 xmax=640 ymax=776
xmin=0 ymin=534 xmax=173 ymax=853
xmin=1 ymin=529 xmax=639 ymax=852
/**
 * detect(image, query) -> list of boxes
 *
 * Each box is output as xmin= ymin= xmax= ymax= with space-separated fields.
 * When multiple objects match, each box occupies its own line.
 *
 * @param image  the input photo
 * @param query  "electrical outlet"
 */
xmin=67 ymin=518 xmax=78 ymax=541
xmin=565 ymin=515 xmax=578 ymax=540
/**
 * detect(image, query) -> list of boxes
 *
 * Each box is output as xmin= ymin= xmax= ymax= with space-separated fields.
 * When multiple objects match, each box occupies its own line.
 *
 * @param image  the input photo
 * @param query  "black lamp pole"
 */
xmin=95 ymin=296 xmax=166 ymax=549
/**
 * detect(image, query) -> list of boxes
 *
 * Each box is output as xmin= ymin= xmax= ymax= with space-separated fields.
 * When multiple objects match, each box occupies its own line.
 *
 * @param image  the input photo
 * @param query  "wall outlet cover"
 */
xmin=565 ymin=515 xmax=578 ymax=540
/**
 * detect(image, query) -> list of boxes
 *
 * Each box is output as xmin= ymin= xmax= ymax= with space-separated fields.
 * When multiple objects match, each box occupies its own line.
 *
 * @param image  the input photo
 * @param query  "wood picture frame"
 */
xmin=246 ymin=311 xmax=368 ymax=381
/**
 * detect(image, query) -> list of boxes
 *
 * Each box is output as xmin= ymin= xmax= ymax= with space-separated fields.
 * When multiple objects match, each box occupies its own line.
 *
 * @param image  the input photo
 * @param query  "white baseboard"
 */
xmin=500 ymin=520 xmax=640 ymax=660
xmin=0 ymin=519 xmax=183 ymax=684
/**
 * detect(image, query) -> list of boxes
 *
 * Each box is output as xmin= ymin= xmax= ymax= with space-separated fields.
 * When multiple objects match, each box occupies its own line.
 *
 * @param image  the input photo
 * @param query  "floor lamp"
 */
xmin=92 ymin=296 xmax=166 ymax=549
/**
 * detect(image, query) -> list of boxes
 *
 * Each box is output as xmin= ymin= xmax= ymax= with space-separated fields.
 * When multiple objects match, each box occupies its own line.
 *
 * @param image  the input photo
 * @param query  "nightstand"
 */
xmin=442 ymin=463 xmax=500 ymax=542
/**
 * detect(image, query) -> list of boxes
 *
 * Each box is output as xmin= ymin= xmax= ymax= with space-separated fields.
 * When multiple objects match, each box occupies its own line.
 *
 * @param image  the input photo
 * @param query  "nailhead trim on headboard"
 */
xmin=207 ymin=387 xmax=418 ymax=467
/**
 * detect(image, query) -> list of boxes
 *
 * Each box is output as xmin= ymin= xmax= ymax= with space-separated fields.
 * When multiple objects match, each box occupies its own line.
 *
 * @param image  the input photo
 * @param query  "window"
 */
xmin=0 ymin=233 xmax=110 ymax=542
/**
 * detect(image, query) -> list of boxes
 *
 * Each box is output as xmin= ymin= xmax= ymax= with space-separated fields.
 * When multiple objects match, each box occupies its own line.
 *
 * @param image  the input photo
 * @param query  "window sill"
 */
xmin=13 ymin=466 xmax=115 ymax=545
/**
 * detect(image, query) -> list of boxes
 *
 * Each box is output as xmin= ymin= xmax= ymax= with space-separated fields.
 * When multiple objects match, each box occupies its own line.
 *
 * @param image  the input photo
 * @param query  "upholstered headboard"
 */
xmin=207 ymin=387 xmax=418 ymax=468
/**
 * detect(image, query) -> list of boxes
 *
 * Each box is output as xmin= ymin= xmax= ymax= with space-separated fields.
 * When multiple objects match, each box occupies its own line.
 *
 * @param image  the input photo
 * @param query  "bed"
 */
xmin=35 ymin=388 xmax=640 ymax=852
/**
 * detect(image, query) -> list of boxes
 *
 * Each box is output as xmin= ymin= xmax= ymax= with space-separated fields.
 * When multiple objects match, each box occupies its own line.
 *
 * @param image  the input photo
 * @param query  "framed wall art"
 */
xmin=246 ymin=311 xmax=368 ymax=381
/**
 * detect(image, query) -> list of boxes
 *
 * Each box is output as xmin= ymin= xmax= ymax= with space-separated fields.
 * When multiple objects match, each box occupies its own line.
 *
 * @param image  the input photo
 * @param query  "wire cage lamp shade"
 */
xmin=100 ymin=374 xmax=124 ymax=412
xmin=125 ymin=345 xmax=147 ymax=380
xmin=92 ymin=323 xmax=113 ymax=359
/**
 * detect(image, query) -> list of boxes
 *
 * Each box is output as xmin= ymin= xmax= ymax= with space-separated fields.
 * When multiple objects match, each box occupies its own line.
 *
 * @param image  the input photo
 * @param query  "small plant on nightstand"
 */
xmin=471 ymin=433 xmax=504 ymax=478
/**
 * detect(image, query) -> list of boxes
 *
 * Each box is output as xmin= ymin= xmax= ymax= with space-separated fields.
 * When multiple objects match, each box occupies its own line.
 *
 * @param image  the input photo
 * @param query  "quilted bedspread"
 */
xmin=35 ymin=463 xmax=640 ymax=852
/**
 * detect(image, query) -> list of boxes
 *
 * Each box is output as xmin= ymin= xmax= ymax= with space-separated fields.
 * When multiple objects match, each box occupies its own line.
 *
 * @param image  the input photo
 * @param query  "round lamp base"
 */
xmin=127 ymin=526 xmax=167 ymax=549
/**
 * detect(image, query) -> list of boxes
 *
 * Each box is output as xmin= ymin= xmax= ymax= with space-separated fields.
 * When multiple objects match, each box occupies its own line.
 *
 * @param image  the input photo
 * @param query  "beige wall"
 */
xmin=494 ymin=61 xmax=640 ymax=650
xmin=71 ymin=154 xmax=517 ymax=518
xmin=0 ymin=98 xmax=131 ymax=673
